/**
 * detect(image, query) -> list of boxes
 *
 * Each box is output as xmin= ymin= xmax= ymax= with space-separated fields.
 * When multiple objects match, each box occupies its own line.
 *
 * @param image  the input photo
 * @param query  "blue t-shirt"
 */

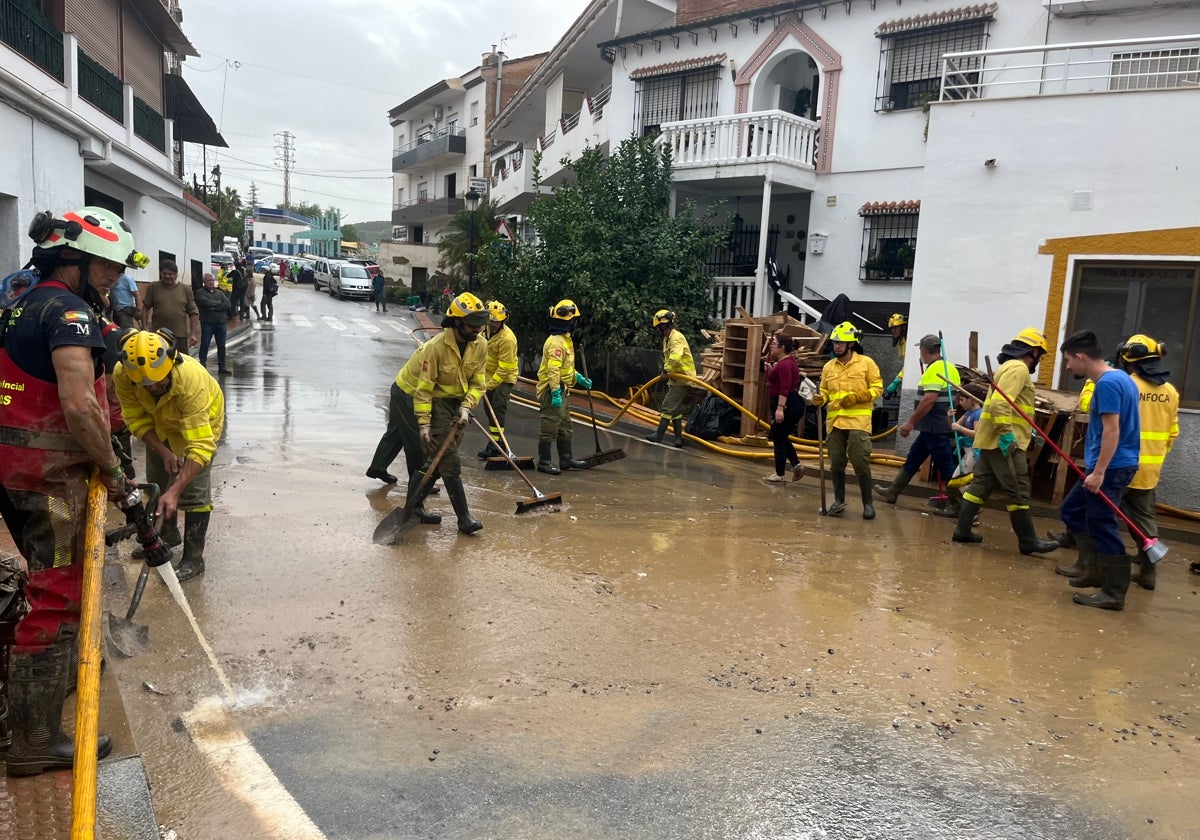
xmin=961 ymin=407 xmax=981 ymax=430
xmin=1084 ymin=369 xmax=1141 ymax=470
xmin=110 ymin=273 xmax=138 ymax=309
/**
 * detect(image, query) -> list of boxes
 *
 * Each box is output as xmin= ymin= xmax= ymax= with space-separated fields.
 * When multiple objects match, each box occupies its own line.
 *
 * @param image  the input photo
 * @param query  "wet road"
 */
xmin=108 ymin=283 xmax=1200 ymax=839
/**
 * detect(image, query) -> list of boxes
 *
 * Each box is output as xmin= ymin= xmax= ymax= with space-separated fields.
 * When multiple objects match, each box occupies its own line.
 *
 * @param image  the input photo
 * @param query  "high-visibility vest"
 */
xmin=1128 ymin=374 xmax=1179 ymax=490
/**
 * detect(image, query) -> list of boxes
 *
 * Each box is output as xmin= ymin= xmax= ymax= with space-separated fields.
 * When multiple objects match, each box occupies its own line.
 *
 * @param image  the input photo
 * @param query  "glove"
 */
xmin=550 ymin=388 xmax=563 ymax=409
xmin=456 ymin=405 xmax=471 ymax=427
xmin=798 ymin=378 xmax=816 ymax=402
xmin=575 ymin=373 xmax=593 ymax=390
xmin=810 ymin=392 xmax=826 ymax=407
xmin=419 ymin=425 xmax=433 ymax=453
xmin=998 ymin=431 xmax=1017 ymax=457
xmin=884 ymin=376 xmax=901 ymax=398
xmin=854 ymin=389 xmax=874 ymax=405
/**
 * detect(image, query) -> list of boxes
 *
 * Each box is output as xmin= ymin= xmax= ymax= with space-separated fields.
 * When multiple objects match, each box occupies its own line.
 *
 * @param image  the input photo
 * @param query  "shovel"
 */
xmin=481 ymin=393 xmax=535 ymax=472
xmin=103 ymin=482 xmax=169 ymax=658
xmin=105 ymin=566 xmax=151 ymax=658
xmin=576 ymin=347 xmax=626 ymax=468
xmin=468 ymin=416 xmax=563 ymax=513
xmin=373 ymin=425 xmax=459 ymax=544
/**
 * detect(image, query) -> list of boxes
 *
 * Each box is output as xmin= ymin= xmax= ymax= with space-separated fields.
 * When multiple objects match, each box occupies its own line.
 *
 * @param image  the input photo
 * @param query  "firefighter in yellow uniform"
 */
xmin=882 ymin=313 xmax=908 ymax=399
xmin=811 ymin=322 xmax=882 ymax=518
xmin=1114 ymin=334 xmax=1179 ymax=590
xmin=537 ymin=299 xmax=589 ymax=474
xmin=645 ymin=309 xmax=695 ymax=448
xmin=952 ymin=327 xmax=1058 ymax=554
xmin=478 ymin=300 xmax=520 ymax=459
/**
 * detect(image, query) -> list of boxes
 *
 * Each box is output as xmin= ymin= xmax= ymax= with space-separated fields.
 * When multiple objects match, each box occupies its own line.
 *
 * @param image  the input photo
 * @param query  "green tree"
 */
xmin=436 ymin=199 xmax=501 ymax=289
xmin=281 ymin=201 xmax=324 ymax=220
xmin=341 ymin=223 xmax=359 ymax=242
xmin=192 ymin=185 xmax=244 ymax=249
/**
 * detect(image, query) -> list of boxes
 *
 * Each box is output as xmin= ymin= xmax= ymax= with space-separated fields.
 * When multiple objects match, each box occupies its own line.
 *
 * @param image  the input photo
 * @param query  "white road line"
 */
xmin=383 ymin=320 xmax=408 ymax=333
xmin=352 ymin=319 xmax=380 ymax=334
xmin=291 ymin=315 xmax=312 ymax=328
xmin=183 ymin=696 xmax=327 ymax=840
xmin=321 ymin=316 xmax=346 ymax=331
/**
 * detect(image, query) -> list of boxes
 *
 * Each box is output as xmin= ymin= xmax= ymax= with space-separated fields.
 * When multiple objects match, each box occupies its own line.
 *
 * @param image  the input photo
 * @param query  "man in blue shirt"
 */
xmin=1056 ymin=330 xmax=1141 ymax=610
xmin=109 ymin=271 xmax=141 ymax=328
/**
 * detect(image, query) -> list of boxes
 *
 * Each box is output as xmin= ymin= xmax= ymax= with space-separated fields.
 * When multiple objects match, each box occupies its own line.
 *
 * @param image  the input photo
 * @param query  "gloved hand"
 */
xmin=456 ymin=405 xmax=472 ymax=427
xmin=998 ymin=430 xmax=1017 ymax=457
xmin=854 ymin=389 xmax=874 ymax=405
xmin=550 ymin=388 xmax=563 ymax=409
xmin=884 ymin=376 xmax=901 ymax=398
xmin=798 ymin=378 xmax=816 ymax=402
xmin=810 ymin=392 xmax=826 ymax=407
xmin=575 ymin=373 xmax=593 ymax=390
xmin=419 ymin=425 xmax=433 ymax=453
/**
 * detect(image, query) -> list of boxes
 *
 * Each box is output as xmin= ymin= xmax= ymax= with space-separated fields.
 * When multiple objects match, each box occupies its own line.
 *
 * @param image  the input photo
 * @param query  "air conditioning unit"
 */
xmin=432 ymin=105 xmax=444 ymax=121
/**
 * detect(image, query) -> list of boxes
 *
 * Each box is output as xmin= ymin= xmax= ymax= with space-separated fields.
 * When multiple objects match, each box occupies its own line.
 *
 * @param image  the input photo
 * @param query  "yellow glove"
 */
xmin=810 ymin=392 xmax=826 ymax=407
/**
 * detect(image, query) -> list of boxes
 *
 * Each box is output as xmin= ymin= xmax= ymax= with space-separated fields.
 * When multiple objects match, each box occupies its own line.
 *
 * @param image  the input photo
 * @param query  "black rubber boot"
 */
xmin=826 ymin=473 xmax=847 ymax=517
xmin=405 ymin=474 xmax=441 ymax=525
xmin=1047 ymin=530 xmax=1077 ymax=549
xmin=6 ymin=642 xmax=112 ymax=777
xmin=1067 ymin=535 xmax=1104 ymax=589
xmin=1010 ymin=509 xmax=1059 ymax=556
xmin=175 ymin=511 xmax=210 ymax=583
xmin=671 ymin=418 xmax=684 ymax=448
xmin=558 ymin=440 xmax=588 ymax=471
xmin=1055 ymin=532 xmax=1094 ymax=578
xmin=1131 ymin=550 xmax=1156 ymax=590
xmin=874 ymin=470 xmax=914 ymax=504
xmin=366 ymin=467 xmax=399 ymax=483
xmin=952 ymin=500 xmax=984 ymax=543
xmin=477 ymin=440 xmax=501 ymax=459
xmin=932 ymin=486 xmax=963 ymax=519
xmin=134 ymin=513 xmax=180 ymax=559
xmin=443 ymin=475 xmax=482 ymax=535
xmin=859 ymin=476 xmax=876 ymax=520
xmin=537 ymin=440 xmax=560 ymax=475
xmin=645 ymin=418 xmax=669 ymax=443
xmin=1073 ymin=554 xmax=1131 ymax=610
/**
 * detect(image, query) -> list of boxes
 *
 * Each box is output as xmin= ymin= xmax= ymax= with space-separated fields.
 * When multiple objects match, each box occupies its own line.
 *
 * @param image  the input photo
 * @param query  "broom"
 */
xmin=576 ymin=347 xmax=626 ymax=469
xmin=481 ymin=393 xmax=535 ymax=471
xmin=468 ymin=416 xmax=563 ymax=513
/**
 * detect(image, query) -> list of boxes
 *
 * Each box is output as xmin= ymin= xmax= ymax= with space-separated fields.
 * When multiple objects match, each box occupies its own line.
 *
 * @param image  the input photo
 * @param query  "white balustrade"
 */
xmin=658 ymin=110 xmax=818 ymax=171
xmin=711 ymin=277 xmax=756 ymax=321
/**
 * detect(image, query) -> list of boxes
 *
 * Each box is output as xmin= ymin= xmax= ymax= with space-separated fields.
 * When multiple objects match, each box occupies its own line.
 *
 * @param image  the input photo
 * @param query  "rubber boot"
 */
xmin=952 ymin=500 xmax=984 ymax=543
xmin=1009 ymin=509 xmax=1059 ymax=556
xmin=1047 ymin=529 xmax=1077 ymax=549
xmin=5 ymin=642 xmax=112 ymax=777
xmin=1067 ymin=535 xmax=1104 ymax=589
xmin=671 ymin=418 xmax=684 ymax=448
xmin=558 ymin=440 xmax=588 ymax=471
xmin=175 ymin=511 xmax=210 ymax=583
xmin=932 ymin=486 xmax=963 ymax=519
xmin=826 ymin=473 xmax=847 ymax=517
xmin=443 ymin=475 xmax=482 ymax=535
xmin=1131 ymin=550 xmax=1156 ymax=590
xmin=134 ymin=512 xmax=180 ymax=559
xmin=874 ymin=470 xmax=914 ymax=504
xmin=477 ymin=440 xmax=500 ymax=460
xmin=1055 ymin=532 xmax=1094 ymax=578
xmin=859 ymin=475 xmax=875 ymax=520
xmin=1073 ymin=554 xmax=1131 ymax=610
xmin=645 ymin=418 xmax=669 ymax=443
xmin=537 ymin=440 xmax=560 ymax=475
xmin=405 ymin=474 xmax=442 ymax=525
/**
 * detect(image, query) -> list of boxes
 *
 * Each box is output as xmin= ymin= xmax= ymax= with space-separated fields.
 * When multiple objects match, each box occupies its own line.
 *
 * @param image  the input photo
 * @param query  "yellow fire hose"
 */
xmin=70 ymin=471 xmax=106 ymax=838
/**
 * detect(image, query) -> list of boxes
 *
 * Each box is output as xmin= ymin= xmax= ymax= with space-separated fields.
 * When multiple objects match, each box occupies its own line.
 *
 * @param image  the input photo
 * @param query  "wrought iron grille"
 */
xmin=1 ymin=0 xmax=64 ymax=81
xmin=78 ymin=49 xmax=123 ymax=123
xmin=634 ymin=67 xmax=722 ymax=137
xmin=859 ymin=213 xmax=918 ymax=282
xmin=1110 ymin=47 xmax=1200 ymax=91
xmin=877 ymin=20 xmax=988 ymax=111
xmin=705 ymin=225 xmax=779 ymax=276
xmin=134 ymin=96 xmax=165 ymax=151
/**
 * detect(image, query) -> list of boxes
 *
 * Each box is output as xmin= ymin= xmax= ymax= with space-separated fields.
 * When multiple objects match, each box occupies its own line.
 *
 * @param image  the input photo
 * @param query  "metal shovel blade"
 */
xmin=104 ymin=566 xmax=151 ymax=658
xmin=372 ymin=505 xmax=418 ymax=545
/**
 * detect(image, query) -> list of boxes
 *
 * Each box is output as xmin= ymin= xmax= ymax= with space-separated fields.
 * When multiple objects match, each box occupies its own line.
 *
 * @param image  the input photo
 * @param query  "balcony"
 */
xmin=134 ymin=95 xmax=165 ymax=151
xmin=657 ymin=110 xmax=819 ymax=189
xmin=392 ymin=127 xmax=466 ymax=172
xmin=1 ymin=0 xmax=64 ymax=81
xmin=391 ymin=195 xmax=465 ymax=226
xmin=78 ymin=49 xmax=123 ymax=123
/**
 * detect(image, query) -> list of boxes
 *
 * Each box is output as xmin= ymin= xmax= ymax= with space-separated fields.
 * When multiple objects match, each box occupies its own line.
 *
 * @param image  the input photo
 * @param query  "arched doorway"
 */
xmin=751 ymin=50 xmax=820 ymax=121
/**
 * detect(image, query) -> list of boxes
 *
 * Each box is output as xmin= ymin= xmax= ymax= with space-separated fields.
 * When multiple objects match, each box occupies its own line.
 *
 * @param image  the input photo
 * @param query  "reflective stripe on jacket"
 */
xmin=1128 ymin=375 xmax=1179 ymax=490
xmin=819 ymin=352 xmax=882 ymax=432
xmin=114 ymin=355 xmax=225 ymax=467
xmin=974 ymin=358 xmax=1036 ymax=451
xmin=486 ymin=324 xmax=519 ymax=388
xmin=396 ymin=327 xmax=488 ymax=425
xmin=537 ymin=333 xmax=576 ymax=398
xmin=662 ymin=329 xmax=696 ymax=377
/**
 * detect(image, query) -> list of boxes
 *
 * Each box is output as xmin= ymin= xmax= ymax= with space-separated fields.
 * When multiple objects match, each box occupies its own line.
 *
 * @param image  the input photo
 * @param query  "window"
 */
xmin=469 ymin=164 xmax=477 ymax=177
xmin=634 ymin=66 xmax=722 ymax=137
xmin=447 ymin=118 xmax=458 ymax=134
xmin=470 ymin=100 xmax=479 ymax=126
xmin=1110 ymin=48 xmax=1200 ymax=91
xmin=859 ymin=204 xmax=918 ymax=282
xmin=876 ymin=20 xmax=989 ymax=111
xmin=1066 ymin=262 xmax=1200 ymax=404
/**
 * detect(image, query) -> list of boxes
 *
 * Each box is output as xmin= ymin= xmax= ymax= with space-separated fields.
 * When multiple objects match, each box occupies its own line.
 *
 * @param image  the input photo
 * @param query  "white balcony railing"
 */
xmin=658 ymin=110 xmax=819 ymax=171
xmin=940 ymin=34 xmax=1200 ymax=101
xmin=711 ymin=277 xmax=756 ymax=322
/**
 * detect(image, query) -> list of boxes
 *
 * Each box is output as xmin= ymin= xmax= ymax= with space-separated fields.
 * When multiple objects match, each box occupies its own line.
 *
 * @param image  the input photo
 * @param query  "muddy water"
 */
xmin=107 ymin=299 xmax=1200 ymax=839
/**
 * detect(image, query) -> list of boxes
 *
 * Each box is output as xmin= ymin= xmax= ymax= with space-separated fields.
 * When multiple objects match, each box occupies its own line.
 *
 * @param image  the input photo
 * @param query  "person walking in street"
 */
xmin=811 ymin=321 xmax=882 ymax=518
xmin=478 ymin=300 xmax=518 ymax=459
xmin=365 ymin=292 xmax=489 ymax=533
xmin=876 ymin=334 xmax=962 ymax=517
xmin=195 ymin=272 xmax=232 ymax=374
xmin=245 ymin=265 xmax=260 ymax=320
xmin=0 ymin=206 xmax=148 ymax=776
xmin=260 ymin=267 xmax=278 ymax=321
xmin=644 ymin=309 xmax=695 ymax=448
xmin=537 ymin=299 xmax=590 ymax=474
xmin=1052 ymin=330 xmax=1141 ymax=610
xmin=952 ymin=328 xmax=1059 ymax=555
xmin=229 ymin=261 xmax=248 ymax=322
xmin=114 ymin=330 xmax=225 ymax=582
xmin=761 ymin=333 xmax=807 ymax=483
xmin=372 ymin=271 xmax=387 ymax=313
xmin=109 ymin=269 xmax=141 ymax=328
xmin=141 ymin=259 xmax=199 ymax=350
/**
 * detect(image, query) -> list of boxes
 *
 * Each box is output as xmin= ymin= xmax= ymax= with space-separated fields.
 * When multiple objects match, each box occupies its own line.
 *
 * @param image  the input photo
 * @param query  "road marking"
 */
xmin=383 ymin=320 xmax=407 ymax=333
xmin=352 ymin=318 xmax=380 ymax=334
xmin=290 ymin=315 xmax=312 ymax=328
xmin=183 ymin=696 xmax=327 ymax=840
xmin=321 ymin=316 xmax=346 ymax=331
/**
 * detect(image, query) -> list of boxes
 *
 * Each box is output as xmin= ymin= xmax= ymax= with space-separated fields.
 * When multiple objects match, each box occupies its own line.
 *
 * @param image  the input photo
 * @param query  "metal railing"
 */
xmin=591 ymin=85 xmax=612 ymax=120
xmin=1 ymin=0 xmax=64 ymax=81
xmin=658 ymin=110 xmax=818 ymax=170
xmin=134 ymin=96 xmax=165 ymax=150
xmin=78 ymin=49 xmax=123 ymax=123
xmin=392 ymin=126 xmax=466 ymax=156
xmin=561 ymin=110 xmax=580 ymax=134
xmin=711 ymin=277 xmax=756 ymax=321
xmin=941 ymin=34 xmax=1200 ymax=101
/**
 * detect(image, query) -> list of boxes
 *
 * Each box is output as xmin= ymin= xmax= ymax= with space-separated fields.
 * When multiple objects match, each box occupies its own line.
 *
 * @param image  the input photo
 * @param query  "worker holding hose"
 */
xmin=645 ymin=309 xmax=695 ymax=448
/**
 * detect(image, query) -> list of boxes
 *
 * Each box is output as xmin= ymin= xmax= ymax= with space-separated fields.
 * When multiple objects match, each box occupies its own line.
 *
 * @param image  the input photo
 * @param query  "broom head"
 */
xmin=516 ymin=492 xmax=563 ymax=514
xmin=1142 ymin=537 xmax=1169 ymax=565
xmin=485 ymin=455 xmax=535 ymax=471
xmin=580 ymin=448 xmax=626 ymax=469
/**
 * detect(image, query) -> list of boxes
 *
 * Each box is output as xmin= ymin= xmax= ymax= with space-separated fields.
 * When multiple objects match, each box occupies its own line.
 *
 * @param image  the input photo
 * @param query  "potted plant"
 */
xmin=897 ymin=243 xmax=915 ymax=279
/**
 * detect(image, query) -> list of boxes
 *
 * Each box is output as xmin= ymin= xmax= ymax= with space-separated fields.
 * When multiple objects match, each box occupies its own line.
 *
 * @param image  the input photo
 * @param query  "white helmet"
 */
xmin=30 ymin=207 xmax=148 ymax=269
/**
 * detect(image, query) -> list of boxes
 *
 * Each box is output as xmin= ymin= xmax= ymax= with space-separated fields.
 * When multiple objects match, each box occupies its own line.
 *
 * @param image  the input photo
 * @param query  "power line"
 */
xmin=189 ymin=47 xmax=408 ymax=98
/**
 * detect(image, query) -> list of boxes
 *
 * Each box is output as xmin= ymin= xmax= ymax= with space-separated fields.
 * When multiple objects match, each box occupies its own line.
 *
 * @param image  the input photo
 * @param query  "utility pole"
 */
xmin=274 ymin=131 xmax=295 ymax=211
xmin=211 ymin=165 xmax=222 ymax=218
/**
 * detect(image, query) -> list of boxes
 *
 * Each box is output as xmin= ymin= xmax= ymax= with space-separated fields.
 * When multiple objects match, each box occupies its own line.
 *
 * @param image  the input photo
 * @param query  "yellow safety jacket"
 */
xmin=396 ymin=327 xmax=487 ymax=426
xmin=485 ymin=324 xmax=519 ymax=389
xmin=974 ymin=358 xmax=1036 ymax=451
xmin=537 ymin=333 xmax=576 ymax=398
xmin=1128 ymin=374 xmax=1179 ymax=490
xmin=819 ymin=352 xmax=882 ymax=432
xmin=114 ymin=355 xmax=225 ymax=467
xmin=662 ymin=329 xmax=696 ymax=377
xmin=216 ymin=268 xmax=232 ymax=293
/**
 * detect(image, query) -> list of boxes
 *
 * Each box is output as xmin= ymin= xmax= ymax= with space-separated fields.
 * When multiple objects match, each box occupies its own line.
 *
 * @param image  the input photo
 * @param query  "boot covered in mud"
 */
xmin=175 ymin=511 xmax=210 ymax=583
xmin=826 ymin=472 xmax=847 ymax=517
xmin=1009 ymin=509 xmax=1059 ymax=556
xmin=671 ymin=418 xmax=684 ymax=448
xmin=443 ymin=475 xmax=482 ymax=535
xmin=932 ymin=485 xmax=963 ymax=519
xmin=874 ymin=470 xmax=914 ymax=505
xmin=952 ymin=500 xmax=984 ymax=543
xmin=1047 ymin=529 xmax=1077 ymax=549
xmin=537 ymin=440 xmax=560 ymax=475
xmin=1055 ymin=532 xmax=1095 ymax=579
xmin=859 ymin=475 xmax=876 ymax=520
xmin=134 ymin=512 xmax=180 ymax=559
xmin=557 ymin=440 xmax=588 ymax=471
xmin=5 ymin=641 xmax=112 ymax=777
xmin=405 ymin=474 xmax=442 ymax=525
xmin=1072 ymin=554 xmax=1131 ymax=610
xmin=1131 ymin=550 xmax=1156 ymax=590
xmin=645 ymin=417 xmax=669 ymax=444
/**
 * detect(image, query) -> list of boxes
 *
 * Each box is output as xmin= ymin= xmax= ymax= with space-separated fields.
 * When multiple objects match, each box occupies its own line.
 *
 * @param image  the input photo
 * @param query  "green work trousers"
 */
xmin=660 ymin=381 xmax=692 ymax=421
xmin=1120 ymin=486 xmax=1157 ymax=541
xmin=962 ymin=447 xmax=1032 ymax=510
xmin=826 ymin=428 xmax=872 ymax=480
xmin=539 ymin=387 xmax=573 ymax=447
xmin=147 ymin=446 xmax=213 ymax=513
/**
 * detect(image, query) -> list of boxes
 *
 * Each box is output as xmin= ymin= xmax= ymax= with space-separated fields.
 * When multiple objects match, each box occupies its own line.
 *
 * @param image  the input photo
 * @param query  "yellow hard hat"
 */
xmin=486 ymin=300 xmax=508 ymax=322
xmin=1010 ymin=327 xmax=1048 ymax=353
xmin=119 ymin=330 xmax=179 ymax=384
xmin=830 ymin=321 xmax=861 ymax=343
xmin=447 ymin=292 xmax=488 ymax=325
xmin=652 ymin=309 xmax=675 ymax=328
xmin=888 ymin=313 xmax=907 ymax=328
xmin=549 ymin=299 xmax=579 ymax=321
xmin=1118 ymin=333 xmax=1164 ymax=362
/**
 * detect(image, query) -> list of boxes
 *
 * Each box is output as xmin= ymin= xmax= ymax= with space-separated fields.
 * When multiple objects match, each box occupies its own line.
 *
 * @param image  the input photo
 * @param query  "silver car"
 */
xmin=328 ymin=262 xmax=373 ymax=300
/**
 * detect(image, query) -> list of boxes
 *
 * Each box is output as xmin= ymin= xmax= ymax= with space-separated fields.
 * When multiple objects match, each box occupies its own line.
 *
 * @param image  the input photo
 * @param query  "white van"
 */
xmin=313 ymin=258 xmax=371 ymax=300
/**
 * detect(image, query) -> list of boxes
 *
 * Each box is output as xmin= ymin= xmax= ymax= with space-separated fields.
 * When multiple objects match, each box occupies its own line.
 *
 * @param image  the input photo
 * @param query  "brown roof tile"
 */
xmin=875 ymin=3 xmax=997 ymax=37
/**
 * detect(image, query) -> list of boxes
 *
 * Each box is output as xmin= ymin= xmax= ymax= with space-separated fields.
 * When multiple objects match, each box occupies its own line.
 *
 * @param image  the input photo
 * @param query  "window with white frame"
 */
xmin=1110 ymin=48 xmax=1200 ymax=91
xmin=1066 ymin=262 xmax=1200 ymax=405
xmin=634 ymin=66 xmax=722 ymax=137
xmin=470 ymin=100 xmax=479 ymax=126
xmin=876 ymin=19 xmax=990 ymax=111
xmin=859 ymin=205 xmax=919 ymax=282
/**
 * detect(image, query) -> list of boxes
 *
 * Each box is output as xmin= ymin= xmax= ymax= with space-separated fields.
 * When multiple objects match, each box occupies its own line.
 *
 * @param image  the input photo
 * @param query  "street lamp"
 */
xmin=465 ymin=188 xmax=480 ymax=292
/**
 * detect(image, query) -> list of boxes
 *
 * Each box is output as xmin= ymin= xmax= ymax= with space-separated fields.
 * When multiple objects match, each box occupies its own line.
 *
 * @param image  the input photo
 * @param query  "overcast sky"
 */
xmin=179 ymin=0 xmax=592 ymax=226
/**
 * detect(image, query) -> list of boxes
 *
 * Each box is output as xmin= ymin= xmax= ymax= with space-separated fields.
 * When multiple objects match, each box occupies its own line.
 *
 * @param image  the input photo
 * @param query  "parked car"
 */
xmin=247 ymin=246 xmax=275 ymax=261
xmin=328 ymin=261 xmax=373 ymax=300
xmin=254 ymin=256 xmax=275 ymax=274
xmin=287 ymin=259 xmax=314 ymax=283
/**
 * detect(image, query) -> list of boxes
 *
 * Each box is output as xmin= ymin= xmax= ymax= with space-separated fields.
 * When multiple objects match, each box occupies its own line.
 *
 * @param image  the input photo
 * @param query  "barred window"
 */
xmin=634 ymin=67 xmax=722 ymax=137
xmin=876 ymin=20 xmax=989 ymax=111
xmin=1110 ymin=48 xmax=1200 ymax=91
xmin=859 ymin=210 xmax=918 ymax=282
